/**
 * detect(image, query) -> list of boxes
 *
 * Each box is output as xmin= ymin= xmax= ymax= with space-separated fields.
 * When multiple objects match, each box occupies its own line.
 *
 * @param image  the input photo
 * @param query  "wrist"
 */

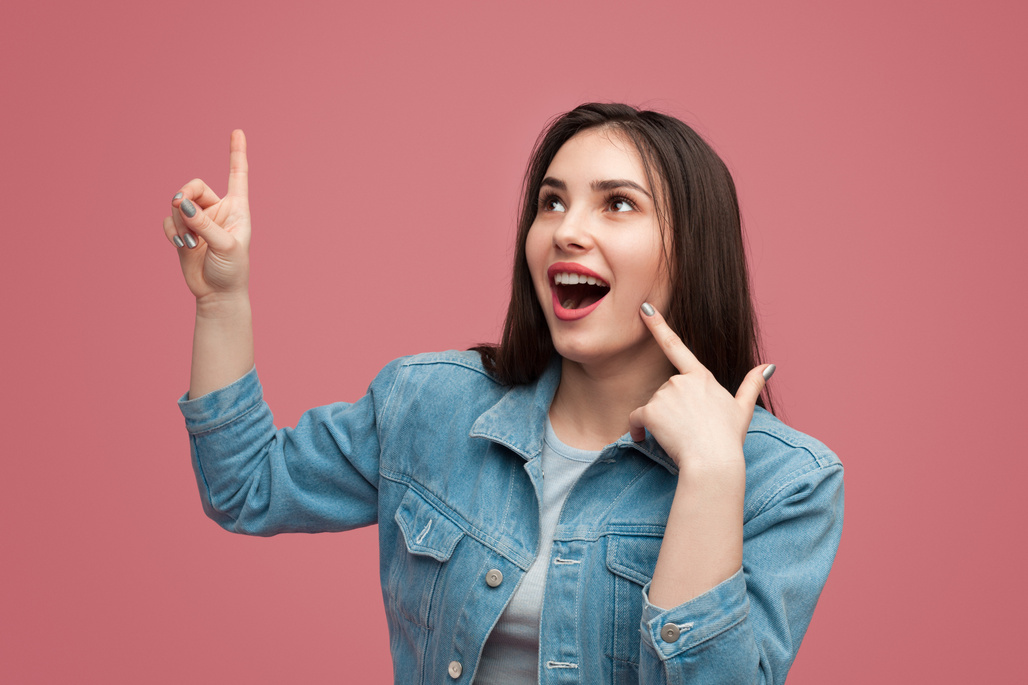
xmin=675 ymin=455 xmax=746 ymax=497
xmin=195 ymin=290 xmax=251 ymax=320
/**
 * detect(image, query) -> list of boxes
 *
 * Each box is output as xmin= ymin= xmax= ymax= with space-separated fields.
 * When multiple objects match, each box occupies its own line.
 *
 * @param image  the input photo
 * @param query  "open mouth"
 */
xmin=552 ymin=271 xmax=610 ymax=310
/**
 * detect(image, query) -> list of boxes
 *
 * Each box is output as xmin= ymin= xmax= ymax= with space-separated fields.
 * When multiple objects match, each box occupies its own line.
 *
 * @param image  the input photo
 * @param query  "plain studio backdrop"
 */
xmin=2 ymin=1 xmax=1024 ymax=682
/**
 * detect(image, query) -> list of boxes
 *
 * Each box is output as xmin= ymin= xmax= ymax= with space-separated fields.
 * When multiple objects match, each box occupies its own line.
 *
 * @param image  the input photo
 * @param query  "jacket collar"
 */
xmin=469 ymin=356 xmax=679 ymax=475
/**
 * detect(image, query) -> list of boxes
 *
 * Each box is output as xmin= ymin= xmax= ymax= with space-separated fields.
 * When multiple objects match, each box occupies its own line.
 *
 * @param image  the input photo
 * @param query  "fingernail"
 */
xmin=172 ymin=235 xmax=185 ymax=248
xmin=762 ymin=364 xmax=776 ymax=381
xmin=180 ymin=198 xmax=197 ymax=218
xmin=173 ymin=192 xmax=183 ymax=201
xmin=184 ymin=233 xmax=198 ymax=249
xmin=641 ymin=302 xmax=655 ymax=316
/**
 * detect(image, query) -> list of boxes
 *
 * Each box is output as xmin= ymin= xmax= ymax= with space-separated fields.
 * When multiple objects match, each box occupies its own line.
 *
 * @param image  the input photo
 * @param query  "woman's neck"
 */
xmin=548 ymin=348 xmax=675 ymax=451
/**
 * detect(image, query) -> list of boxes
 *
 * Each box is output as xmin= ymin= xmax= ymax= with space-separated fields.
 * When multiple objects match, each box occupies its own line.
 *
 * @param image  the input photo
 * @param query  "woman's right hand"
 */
xmin=163 ymin=130 xmax=251 ymax=303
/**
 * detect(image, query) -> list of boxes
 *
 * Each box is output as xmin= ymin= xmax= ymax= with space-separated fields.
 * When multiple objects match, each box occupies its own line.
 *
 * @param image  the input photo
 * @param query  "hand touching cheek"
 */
xmin=628 ymin=303 xmax=775 ymax=476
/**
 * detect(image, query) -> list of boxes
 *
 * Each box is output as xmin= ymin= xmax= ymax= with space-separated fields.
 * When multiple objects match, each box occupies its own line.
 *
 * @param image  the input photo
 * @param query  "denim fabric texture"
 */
xmin=179 ymin=351 xmax=844 ymax=684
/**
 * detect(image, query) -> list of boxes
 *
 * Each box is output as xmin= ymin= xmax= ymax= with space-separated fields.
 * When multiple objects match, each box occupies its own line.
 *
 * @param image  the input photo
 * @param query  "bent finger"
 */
xmin=174 ymin=179 xmax=221 ymax=209
xmin=628 ymin=407 xmax=647 ymax=442
xmin=163 ymin=216 xmax=185 ymax=248
xmin=226 ymin=129 xmax=248 ymax=198
xmin=640 ymin=303 xmax=703 ymax=375
xmin=735 ymin=364 xmax=775 ymax=410
xmin=168 ymin=207 xmax=197 ymax=248
xmin=177 ymin=198 xmax=234 ymax=252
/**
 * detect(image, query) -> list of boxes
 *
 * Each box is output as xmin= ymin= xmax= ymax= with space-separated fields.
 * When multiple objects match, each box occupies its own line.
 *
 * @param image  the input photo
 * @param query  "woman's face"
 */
xmin=526 ymin=127 xmax=672 ymax=369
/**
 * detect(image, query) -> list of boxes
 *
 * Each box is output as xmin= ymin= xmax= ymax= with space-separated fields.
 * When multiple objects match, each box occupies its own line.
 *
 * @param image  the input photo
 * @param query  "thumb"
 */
xmin=735 ymin=363 xmax=775 ymax=410
xmin=628 ymin=406 xmax=647 ymax=442
xmin=176 ymin=198 xmax=235 ymax=253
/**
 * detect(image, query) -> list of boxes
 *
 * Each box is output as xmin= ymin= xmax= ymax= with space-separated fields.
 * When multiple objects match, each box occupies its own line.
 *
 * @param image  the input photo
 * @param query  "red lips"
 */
xmin=547 ymin=262 xmax=610 ymax=321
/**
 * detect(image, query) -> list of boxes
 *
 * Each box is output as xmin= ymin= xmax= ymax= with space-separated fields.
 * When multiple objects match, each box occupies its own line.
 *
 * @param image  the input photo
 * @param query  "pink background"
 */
xmin=2 ymin=1 xmax=1025 ymax=682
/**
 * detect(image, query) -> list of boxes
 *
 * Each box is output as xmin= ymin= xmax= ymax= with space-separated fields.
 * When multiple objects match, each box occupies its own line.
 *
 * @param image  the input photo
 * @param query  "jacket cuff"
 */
xmin=641 ymin=567 xmax=750 ymax=659
xmin=177 ymin=366 xmax=262 ymax=434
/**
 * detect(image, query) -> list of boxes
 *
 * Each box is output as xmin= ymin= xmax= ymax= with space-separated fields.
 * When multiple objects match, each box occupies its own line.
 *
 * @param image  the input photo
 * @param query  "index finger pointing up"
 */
xmin=640 ymin=302 xmax=704 ymax=374
xmin=226 ymin=129 xmax=248 ymax=198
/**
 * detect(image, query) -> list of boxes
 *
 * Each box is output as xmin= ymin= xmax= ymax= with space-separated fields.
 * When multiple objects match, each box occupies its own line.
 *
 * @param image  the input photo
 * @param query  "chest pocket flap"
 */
xmin=606 ymin=534 xmax=664 ymax=586
xmin=395 ymin=488 xmax=465 ymax=562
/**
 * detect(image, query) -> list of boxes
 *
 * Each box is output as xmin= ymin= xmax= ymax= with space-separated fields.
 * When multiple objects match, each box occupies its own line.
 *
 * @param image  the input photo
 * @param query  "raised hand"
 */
xmin=163 ymin=130 xmax=251 ymax=302
xmin=628 ymin=303 xmax=774 ymax=473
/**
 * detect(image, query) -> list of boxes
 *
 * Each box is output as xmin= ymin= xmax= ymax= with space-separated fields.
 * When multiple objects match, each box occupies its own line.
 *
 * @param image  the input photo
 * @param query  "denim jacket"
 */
xmin=179 ymin=351 xmax=843 ymax=684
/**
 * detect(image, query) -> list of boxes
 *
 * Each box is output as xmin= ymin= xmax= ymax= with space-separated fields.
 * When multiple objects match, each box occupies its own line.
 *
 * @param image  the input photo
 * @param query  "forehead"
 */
xmin=545 ymin=128 xmax=649 ymax=188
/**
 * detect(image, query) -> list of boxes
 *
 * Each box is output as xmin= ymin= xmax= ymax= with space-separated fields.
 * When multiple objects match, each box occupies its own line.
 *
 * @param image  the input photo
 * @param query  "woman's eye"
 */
xmin=609 ymin=196 xmax=634 ymax=212
xmin=541 ymin=196 xmax=566 ymax=212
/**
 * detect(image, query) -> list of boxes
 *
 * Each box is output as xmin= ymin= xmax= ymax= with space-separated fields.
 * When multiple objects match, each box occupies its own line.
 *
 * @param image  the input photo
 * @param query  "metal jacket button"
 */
xmin=485 ymin=569 xmax=503 ymax=587
xmin=448 ymin=660 xmax=463 ymax=678
xmin=660 ymin=622 xmax=681 ymax=642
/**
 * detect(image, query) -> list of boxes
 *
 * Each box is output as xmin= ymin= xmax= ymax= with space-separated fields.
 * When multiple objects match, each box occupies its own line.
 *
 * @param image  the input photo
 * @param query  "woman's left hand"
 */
xmin=628 ymin=304 xmax=773 ymax=473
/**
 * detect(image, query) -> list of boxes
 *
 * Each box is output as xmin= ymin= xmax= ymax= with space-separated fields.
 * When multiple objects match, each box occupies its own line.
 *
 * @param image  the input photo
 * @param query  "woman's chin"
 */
xmin=551 ymin=336 xmax=643 ymax=370
xmin=550 ymin=313 xmax=671 ymax=369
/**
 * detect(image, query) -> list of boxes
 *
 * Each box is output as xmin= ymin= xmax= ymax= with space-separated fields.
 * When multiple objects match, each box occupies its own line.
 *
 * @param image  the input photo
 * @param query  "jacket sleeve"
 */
xmin=177 ymin=360 xmax=404 ymax=536
xmin=637 ymin=459 xmax=844 ymax=684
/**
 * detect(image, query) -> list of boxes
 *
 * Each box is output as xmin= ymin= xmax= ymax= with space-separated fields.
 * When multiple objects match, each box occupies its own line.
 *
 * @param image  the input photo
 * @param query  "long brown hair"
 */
xmin=474 ymin=103 xmax=774 ymax=412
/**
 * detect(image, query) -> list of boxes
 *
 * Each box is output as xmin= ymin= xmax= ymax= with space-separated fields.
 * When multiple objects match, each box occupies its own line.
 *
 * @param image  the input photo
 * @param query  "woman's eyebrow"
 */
xmin=539 ymin=176 xmax=651 ymax=199
xmin=591 ymin=179 xmax=651 ymax=198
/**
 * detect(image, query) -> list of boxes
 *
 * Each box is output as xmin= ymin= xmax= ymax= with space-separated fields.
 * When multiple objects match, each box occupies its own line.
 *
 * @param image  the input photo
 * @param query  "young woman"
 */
xmin=164 ymin=103 xmax=843 ymax=684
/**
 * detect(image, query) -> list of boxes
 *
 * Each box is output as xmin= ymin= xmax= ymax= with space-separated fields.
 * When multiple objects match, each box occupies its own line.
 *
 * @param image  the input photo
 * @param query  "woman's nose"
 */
xmin=552 ymin=208 xmax=593 ymax=252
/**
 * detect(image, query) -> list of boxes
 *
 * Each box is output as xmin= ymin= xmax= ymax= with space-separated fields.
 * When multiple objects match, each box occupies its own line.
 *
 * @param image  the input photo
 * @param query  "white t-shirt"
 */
xmin=474 ymin=418 xmax=602 ymax=684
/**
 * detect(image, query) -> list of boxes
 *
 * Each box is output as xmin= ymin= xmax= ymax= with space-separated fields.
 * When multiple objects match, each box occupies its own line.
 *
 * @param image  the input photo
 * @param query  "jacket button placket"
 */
xmin=540 ymin=541 xmax=583 ymax=681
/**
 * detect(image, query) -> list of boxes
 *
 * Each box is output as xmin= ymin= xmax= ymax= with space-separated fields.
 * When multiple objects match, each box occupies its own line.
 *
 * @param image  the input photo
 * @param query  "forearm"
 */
xmin=648 ymin=460 xmax=745 ymax=608
xmin=189 ymin=292 xmax=254 ymax=399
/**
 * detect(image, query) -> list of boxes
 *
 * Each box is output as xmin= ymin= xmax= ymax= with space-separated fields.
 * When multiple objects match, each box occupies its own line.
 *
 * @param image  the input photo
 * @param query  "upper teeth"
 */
xmin=553 ymin=272 xmax=607 ymax=286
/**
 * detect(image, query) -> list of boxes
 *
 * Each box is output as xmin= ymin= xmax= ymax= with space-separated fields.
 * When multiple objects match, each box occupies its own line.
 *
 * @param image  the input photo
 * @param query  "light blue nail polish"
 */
xmin=641 ymin=302 xmax=655 ymax=316
xmin=184 ymin=233 xmax=198 ymax=249
xmin=173 ymin=192 xmax=183 ymax=200
xmin=180 ymin=198 xmax=197 ymax=218
xmin=172 ymin=235 xmax=185 ymax=248
xmin=762 ymin=364 xmax=776 ymax=381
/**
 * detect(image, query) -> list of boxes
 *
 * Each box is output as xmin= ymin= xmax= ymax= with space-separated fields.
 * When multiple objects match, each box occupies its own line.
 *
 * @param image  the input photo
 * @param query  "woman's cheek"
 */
xmin=524 ymin=227 xmax=550 ymax=304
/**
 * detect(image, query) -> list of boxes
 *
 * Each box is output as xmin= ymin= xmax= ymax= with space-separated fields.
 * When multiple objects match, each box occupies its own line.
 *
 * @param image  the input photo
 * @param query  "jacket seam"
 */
xmin=663 ymin=607 xmax=749 ymax=660
xmin=186 ymin=398 xmax=264 ymax=437
xmin=380 ymin=470 xmax=534 ymax=569
xmin=750 ymin=462 xmax=844 ymax=519
xmin=592 ymin=460 xmax=658 ymax=522
xmin=563 ymin=526 xmax=666 ymax=540
xmin=499 ymin=460 xmax=517 ymax=553
xmin=373 ymin=357 xmax=411 ymax=445
xmin=746 ymin=461 xmax=820 ymax=518
xmin=190 ymin=434 xmax=217 ymax=510
xmin=746 ymin=427 xmax=837 ymax=469
xmin=400 ymin=354 xmax=500 ymax=382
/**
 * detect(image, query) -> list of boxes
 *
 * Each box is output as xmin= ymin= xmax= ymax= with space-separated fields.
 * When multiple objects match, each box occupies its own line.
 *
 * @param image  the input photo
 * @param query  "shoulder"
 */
xmin=368 ymin=351 xmax=520 ymax=464
xmin=370 ymin=350 xmax=507 ymax=412
xmin=385 ymin=350 xmax=501 ymax=387
xmin=395 ymin=350 xmax=497 ymax=377
xmin=747 ymin=406 xmax=841 ymax=470
xmin=743 ymin=407 xmax=843 ymax=518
